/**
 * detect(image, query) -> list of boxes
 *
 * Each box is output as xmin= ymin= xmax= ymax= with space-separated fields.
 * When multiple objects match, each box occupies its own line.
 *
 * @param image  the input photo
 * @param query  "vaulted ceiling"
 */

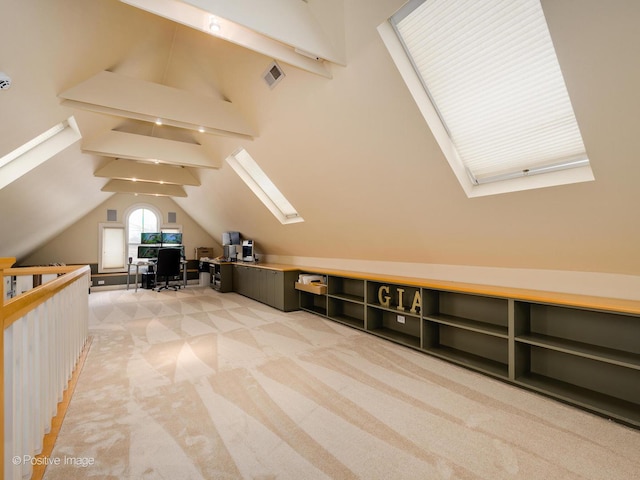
xmin=1 ymin=0 xmax=640 ymax=278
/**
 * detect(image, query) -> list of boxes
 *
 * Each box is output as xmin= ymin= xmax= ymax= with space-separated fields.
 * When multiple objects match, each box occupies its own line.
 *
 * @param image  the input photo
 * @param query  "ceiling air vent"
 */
xmin=263 ymin=61 xmax=285 ymax=89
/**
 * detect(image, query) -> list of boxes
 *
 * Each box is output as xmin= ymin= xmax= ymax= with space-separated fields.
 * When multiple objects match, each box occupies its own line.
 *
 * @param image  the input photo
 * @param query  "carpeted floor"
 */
xmin=43 ymin=286 xmax=640 ymax=479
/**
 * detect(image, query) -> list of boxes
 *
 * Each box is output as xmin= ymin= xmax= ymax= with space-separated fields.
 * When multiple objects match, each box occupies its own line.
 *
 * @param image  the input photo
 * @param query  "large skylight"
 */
xmin=379 ymin=0 xmax=594 ymax=197
xmin=226 ymin=148 xmax=304 ymax=224
xmin=0 ymin=117 xmax=82 ymax=190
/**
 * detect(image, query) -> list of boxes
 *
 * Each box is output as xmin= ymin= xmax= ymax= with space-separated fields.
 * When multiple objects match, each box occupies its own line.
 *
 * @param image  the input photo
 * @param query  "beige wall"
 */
xmin=176 ymin=0 xmax=640 ymax=281
xmin=267 ymin=255 xmax=640 ymax=301
xmin=20 ymin=193 xmax=219 ymax=266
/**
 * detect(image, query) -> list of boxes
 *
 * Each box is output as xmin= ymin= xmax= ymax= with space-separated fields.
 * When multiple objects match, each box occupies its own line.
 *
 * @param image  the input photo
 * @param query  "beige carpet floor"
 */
xmin=42 ymin=286 xmax=640 ymax=479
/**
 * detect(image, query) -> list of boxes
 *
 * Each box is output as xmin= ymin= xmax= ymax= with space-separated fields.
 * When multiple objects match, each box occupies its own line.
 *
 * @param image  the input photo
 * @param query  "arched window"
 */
xmin=126 ymin=205 xmax=160 ymax=261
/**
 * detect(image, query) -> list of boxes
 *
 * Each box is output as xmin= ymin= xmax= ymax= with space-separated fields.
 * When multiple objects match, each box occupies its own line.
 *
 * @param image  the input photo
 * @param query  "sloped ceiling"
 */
xmin=1 ymin=0 xmax=640 ymax=277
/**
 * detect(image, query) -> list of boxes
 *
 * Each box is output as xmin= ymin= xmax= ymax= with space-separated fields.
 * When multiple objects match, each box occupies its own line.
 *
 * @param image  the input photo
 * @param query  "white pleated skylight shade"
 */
xmin=393 ymin=0 xmax=587 ymax=181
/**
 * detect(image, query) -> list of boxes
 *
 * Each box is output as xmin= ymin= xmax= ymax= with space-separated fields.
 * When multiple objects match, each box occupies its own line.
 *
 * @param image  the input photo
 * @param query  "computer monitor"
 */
xmin=162 ymin=232 xmax=182 ymax=245
xmin=137 ymin=246 xmax=159 ymax=259
xmin=222 ymin=231 xmax=241 ymax=245
xmin=141 ymin=232 xmax=161 ymax=244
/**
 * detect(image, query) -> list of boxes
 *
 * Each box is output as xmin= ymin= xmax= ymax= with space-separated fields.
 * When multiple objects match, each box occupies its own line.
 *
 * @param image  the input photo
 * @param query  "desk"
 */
xmin=127 ymin=260 xmax=187 ymax=291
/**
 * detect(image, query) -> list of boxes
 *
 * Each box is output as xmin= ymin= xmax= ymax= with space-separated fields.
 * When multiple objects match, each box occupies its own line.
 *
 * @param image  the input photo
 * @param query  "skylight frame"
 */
xmin=226 ymin=148 xmax=304 ymax=225
xmin=0 ymin=116 xmax=82 ymax=190
xmin=0 ymin=122 xmax=65 ymax=169
xmin=379 ymin=0 xmax=594 ymax=197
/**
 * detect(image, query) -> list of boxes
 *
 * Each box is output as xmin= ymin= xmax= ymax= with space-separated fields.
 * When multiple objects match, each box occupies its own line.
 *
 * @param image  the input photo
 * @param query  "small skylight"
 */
xmin=379 ymin=0 xmax=594 ymax=197
xmin=0 ymin=116 xmax=82 ymax=190
xmin=226 ymin=148 xmax=304 ymax=224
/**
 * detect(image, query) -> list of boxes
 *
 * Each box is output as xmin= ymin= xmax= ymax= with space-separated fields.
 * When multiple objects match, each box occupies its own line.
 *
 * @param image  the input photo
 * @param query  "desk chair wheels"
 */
xmin=156 ymin=280 xmax=181 ymax=292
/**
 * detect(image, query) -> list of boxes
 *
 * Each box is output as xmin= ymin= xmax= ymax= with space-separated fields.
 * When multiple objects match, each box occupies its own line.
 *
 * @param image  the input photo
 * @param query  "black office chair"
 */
xmin=154 ymin=248 xmax=182 ymax=291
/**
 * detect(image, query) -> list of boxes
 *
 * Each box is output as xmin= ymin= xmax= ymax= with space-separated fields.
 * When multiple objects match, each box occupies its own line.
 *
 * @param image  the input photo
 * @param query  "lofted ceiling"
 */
xmin=0 ymin=0 xmax=346 ymax=261
xmin=1 ymin=0 xmax=640 ymax=282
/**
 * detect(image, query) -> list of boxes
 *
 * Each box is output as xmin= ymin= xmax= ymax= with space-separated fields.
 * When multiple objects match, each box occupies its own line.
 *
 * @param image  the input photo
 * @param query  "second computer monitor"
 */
xmin=162 ymin=232 xmax=182 ymax=245
xmin=141 ymin=232 xmax=162 ymax=244
xmin=137 ymin=246 xmax=159 ymax=259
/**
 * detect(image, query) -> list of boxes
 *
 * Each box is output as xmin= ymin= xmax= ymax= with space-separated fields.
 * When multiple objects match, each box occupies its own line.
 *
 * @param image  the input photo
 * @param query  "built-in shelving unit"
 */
xmin=295 ymin=268 xmax=640 ymax=429
xmin=298 ymin=293 xmax=327 ymax=316
xmin=327 ymin=276 xmax=365 ymax=329
xmin=210 ymin=262 xmax=233 ymax=292
xmin=422 ymin=290 xmax=509 ymax=378
xmin=296 ymin=276 xmax=328 ymax=316
xmin=512 ymin=301 xmax=640 ymax=426
xmin=365 ymin=281 xmax=421 ymax=348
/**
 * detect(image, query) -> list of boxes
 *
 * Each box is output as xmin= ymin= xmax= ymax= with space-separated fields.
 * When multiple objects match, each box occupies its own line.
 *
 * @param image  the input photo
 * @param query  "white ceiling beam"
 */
xmin=82 ymin=130 xmax=222 ymax=169
xmin=94 ymin=159 xmax=201 ymax=186
xmin=59 ymin=71 xmax=256 ymax=139
xmin=183 ymin=0 xmax=346 ymax=64
xmin=101 ymin=179 xmax=188 ymax=197
xmin=120 ymin=0 xmax=338 ymax=77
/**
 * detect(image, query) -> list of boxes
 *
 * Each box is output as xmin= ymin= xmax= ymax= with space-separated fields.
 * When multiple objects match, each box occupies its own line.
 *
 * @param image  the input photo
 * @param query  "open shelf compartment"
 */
xmin=327 ymin=276 xmax=365 ymax=303
xmin=516 ymin=334 xmax=640 ymax=370
xmin=366 ymin=306 xmax=420 ymax=348
xmin=367 ymin=281 xmax=422 ymax=315
xmin=514 ymin=301 xmax=640 ymax=368
xmin=299 ymin=290 xmax=327 ymax=316
xmin=328 ymin=296 xmax=365 ymax=329
xmin=514 ymin=344 xmax=640 ymax=425
xmin=423 ymin=320 xmax=509 ymax=378
xmin=423 ymin=289 xmax=509 ymax=337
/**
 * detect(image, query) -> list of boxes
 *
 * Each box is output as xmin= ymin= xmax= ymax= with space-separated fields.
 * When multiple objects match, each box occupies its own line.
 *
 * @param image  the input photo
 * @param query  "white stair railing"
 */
xmin=1 ymin=260 xmax=90 ymax=480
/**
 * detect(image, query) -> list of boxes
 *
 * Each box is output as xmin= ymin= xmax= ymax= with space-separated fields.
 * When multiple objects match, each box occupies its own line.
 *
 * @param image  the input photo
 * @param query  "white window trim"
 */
xmin=123 ymin=203 xmax=163 ymax=228
xmin=124 ymin=203 xmax=163 ymax=262
xmin=226 ymin=148 xmax=304 ymax=224
xmin=161 ymin=225 xmax=182 ymax=234
xmin=378 ymin=10 xmax=594 ymax=198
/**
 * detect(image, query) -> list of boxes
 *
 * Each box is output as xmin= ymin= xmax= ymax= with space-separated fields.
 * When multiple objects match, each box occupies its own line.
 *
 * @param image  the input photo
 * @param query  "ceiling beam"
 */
xmin=82 ymin=130 xmax=222 ymax=169
xmin=94 ymin=159 xmax=201 ymax=186
xmin=183 ymin=0 xmax=346 ymax=64
xmin=119 ymin=0 xmax=337 ymax=77
xmin=101 ymin=179 xmax=188 ymax=197
xmin=59 ymin=71 xmax=256 ymax=139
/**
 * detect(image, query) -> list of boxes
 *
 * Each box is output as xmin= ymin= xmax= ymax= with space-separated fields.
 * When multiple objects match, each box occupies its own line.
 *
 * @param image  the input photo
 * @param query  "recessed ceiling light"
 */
xmin=209 ymin=16 xmax=220 ymax=32
xmin=198 ymin=126 xmax=205 ymax=133
xmin=155 ymin=119 xmax=163 ymax=126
